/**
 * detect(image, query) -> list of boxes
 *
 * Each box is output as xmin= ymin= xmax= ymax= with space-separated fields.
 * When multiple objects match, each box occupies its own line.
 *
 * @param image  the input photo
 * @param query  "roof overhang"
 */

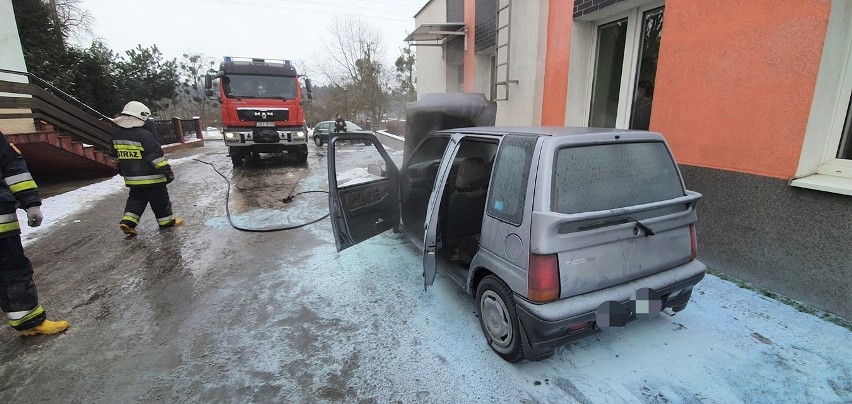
xmin=403 ymin=23 xmax=466 ymax=47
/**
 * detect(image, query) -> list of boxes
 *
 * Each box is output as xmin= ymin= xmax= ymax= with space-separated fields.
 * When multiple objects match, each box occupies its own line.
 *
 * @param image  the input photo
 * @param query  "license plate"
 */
xmin=256 ymin=121 xmax=275 ymax=127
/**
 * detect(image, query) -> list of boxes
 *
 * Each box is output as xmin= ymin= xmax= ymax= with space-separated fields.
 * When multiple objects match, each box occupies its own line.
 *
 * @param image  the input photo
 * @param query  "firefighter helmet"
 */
xmin=120 ymin=101 xmax=151 ymax=120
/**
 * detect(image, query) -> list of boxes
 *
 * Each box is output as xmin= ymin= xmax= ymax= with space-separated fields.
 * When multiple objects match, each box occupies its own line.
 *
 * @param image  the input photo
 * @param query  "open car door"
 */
xmin=421 ymin=134 xmax=462 ymax=290
xmin=327 ymin=133 xmax=400 ymax=252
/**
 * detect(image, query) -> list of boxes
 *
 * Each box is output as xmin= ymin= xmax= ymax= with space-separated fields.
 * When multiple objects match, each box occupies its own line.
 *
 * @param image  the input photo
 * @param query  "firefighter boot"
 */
xmin=20 ymin=319 xmax=69 ymax=336
xmin=120 ymin=223 xmax=138 ymax=236
xmin=159 ymin=217 xmax=184 ymax=230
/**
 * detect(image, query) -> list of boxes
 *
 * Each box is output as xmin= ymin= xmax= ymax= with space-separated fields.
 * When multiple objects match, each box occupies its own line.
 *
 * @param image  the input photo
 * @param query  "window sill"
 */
xmin=790 ymin=174 xmax=852 ymax=196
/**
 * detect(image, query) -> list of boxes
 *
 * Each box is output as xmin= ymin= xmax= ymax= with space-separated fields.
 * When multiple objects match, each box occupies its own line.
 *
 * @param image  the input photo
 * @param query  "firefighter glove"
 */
xmin=26 ymin=206 xmax=43 ymax=227
xmin=164 ymin=168 xmax=175 ymax=184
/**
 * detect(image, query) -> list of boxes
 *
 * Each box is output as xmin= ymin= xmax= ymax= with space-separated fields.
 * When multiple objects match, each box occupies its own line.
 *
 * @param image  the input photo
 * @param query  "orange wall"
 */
xmin=541 ymin=0 xmax=572 ymax=125
xmin=652 ymin=0 xmax=831 ymax=179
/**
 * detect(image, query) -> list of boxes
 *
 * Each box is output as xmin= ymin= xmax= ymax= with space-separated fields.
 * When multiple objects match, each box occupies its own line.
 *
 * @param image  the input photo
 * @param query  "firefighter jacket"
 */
xmin=110 ymin=126 xmax=173 ymax=187
xmin=0 ymin=134 xmax=41 ymax=239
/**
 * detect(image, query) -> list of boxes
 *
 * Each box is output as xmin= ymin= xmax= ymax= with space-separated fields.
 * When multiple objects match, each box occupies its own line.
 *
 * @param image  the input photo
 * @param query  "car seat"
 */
xmin=443 ymin=157 xmax=489 ymax=261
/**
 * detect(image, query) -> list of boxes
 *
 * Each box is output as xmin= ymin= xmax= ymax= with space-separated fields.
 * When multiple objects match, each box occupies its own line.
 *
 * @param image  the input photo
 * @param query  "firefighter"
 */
xmin=110 ymin=101 xmax=183 ymax=236
xmin=0 ymin=131 xmax=69 ymax=336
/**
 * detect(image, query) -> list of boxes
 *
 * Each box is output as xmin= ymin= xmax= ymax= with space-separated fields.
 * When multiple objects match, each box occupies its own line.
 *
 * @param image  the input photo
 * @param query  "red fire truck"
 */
xmin=205 ymin=57 xmax=313 ymax=166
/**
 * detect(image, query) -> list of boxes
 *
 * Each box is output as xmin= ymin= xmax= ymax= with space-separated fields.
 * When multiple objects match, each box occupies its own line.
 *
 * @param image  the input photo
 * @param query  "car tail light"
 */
xmin=689 ymin=224 xmax=698 ymax=261
xmin=528 ymin=253 xmax=560 ymax=302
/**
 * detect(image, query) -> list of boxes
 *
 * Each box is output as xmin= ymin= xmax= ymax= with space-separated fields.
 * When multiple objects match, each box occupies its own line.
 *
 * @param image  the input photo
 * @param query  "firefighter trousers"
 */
xmin=120 ymin=186 xmax=179 ymax=229
xmin=0 ymin=235 xmax=45 ymax=330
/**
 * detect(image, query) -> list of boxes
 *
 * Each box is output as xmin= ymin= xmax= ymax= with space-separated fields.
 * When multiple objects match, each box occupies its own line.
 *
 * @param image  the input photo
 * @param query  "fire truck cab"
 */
xmin=205 ymin=57 xmax=312 ymax=166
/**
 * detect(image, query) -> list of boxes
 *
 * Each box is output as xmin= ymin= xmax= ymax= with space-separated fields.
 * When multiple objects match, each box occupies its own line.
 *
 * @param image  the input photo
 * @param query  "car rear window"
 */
xmin=551 ymin=141 xmax=684 ymax=214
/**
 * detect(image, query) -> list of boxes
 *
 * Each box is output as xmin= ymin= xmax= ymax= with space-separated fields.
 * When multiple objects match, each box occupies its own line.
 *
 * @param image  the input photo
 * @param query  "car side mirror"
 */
xmin=368 ymin=161 xmax=386 ymax=178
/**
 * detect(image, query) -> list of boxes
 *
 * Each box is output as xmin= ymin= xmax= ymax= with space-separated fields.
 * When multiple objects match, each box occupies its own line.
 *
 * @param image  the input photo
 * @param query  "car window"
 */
xmin=551 ymin=141 xmax=685 ymax=214
xmin=406 ymin=136 xmax=450 ymax=167
xmin=346 ymin=121 xmax=363 ymax=131
xmin=486 ymin=135 xmax=537 ymax=226
xmin=319 ymin=122 xmax=329 ymax=131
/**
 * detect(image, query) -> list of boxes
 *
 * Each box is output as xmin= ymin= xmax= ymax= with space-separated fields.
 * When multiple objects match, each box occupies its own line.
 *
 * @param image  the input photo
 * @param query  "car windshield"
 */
xmin=224 ymin=74 xmax=297 ymax=99
xmin=345 ymin=121 xmax=363 ymax=131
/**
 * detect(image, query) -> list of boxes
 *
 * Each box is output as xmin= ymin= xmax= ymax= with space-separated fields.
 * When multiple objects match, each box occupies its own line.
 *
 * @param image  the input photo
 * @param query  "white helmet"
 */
xmin=120 ymin=101 xmax=151 ymax=120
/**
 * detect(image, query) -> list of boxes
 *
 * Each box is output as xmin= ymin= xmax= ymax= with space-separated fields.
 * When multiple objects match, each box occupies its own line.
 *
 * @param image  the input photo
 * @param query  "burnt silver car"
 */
xmin=326 ymin=97 xmax=705 ymax=362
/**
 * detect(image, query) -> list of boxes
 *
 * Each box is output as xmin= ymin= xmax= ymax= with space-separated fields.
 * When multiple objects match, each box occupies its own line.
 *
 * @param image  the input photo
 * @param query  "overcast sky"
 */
xmin=75 ymin=0 xmax=424 ymax=76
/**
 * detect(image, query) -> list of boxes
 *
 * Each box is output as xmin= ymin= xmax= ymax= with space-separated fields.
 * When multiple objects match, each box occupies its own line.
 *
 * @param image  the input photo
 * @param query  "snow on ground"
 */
xmin=293 ymin=230 xmax=851 ymax=402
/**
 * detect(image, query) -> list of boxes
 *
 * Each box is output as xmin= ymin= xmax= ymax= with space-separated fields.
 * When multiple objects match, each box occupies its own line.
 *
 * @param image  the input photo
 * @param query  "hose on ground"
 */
xmin=193 ymin=158 xmax=329 ymax=232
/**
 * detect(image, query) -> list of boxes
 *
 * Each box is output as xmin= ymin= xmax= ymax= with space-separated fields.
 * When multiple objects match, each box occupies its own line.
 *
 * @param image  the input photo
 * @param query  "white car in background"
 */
xmin=202 ymin=126 xmax=222 ymax=140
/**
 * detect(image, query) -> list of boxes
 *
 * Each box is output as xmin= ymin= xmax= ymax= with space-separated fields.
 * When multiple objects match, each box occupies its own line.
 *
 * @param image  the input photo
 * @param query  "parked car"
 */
xmin=202 ymin=126 xmax=222 ymax=140
xmin=312 ymin=120 xmax=373 ymax=147
xmin=326 ymin=126 xmax=706 ymax=362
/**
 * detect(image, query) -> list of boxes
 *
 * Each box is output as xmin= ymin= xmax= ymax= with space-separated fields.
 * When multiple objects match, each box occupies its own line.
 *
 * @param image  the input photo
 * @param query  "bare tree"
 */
xmin=312 ymin=16 xmax=388 ymax=121
xmin=49 ymin=0 xmax=94 ymax=42
xmin=177 ymin=53 xmax=218 ymax=126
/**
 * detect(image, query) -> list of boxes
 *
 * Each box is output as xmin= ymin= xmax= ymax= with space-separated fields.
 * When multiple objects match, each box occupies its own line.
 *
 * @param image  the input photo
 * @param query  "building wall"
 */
xmin=652 ymin=0 xmax=831 ymax=179
xmin=681 ymin=165 xmax=851 ymax=319
xmin=414 ymin=0 xmax=450 ymax=97
xmin=541 ymin=0 xmax=572 ymax=125
xmin=491 ymin=0 xmax=549 ymax=125
xmin=410 ymin=0 xmax=851 ymax=318
xmin=0 ymin=0 xmax=35 ymax=134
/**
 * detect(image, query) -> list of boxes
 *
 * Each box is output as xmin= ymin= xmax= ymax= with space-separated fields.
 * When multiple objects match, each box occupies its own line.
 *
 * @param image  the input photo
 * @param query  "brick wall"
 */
xmin=574 ymin=0 xmax=628 ymax=18
xmin=446 ymin=0 xmax=466 ymax=66
xmin=447 ymin=0 xmax=464 ymax=22
xmin=475 ymin=0 xmax=497 ymax=52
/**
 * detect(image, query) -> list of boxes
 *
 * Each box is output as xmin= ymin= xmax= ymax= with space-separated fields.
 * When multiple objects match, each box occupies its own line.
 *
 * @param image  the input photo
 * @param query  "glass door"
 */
xmin=589 ymin=18 xmax=628 ymax=128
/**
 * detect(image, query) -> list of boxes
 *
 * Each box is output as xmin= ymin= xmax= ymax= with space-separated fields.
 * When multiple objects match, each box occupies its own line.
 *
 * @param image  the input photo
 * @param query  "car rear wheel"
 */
xmin=314 ymin=135 xmax=323 ymax=147
xmin=476 ymin=275 xmax=524 ymax=362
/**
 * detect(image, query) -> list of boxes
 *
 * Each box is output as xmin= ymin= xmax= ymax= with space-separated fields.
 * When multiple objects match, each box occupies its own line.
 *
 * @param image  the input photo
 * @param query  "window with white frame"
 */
xmin=584 ymin=2 xmax=664 ymax=129
xmin=792 ymin=0 xmax=852 ymax=195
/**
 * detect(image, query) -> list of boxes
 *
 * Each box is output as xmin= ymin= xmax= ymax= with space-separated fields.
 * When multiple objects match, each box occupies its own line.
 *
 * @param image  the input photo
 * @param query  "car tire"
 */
xmin=476 ymin=275 xmax=524 ymax=363
xmin=314 ymin=135 xmax=324 ymax=147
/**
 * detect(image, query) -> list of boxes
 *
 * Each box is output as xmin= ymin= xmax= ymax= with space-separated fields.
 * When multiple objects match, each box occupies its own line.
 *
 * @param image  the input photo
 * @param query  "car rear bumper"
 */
xmin=513 ymin=259 xmax=706 ymax=356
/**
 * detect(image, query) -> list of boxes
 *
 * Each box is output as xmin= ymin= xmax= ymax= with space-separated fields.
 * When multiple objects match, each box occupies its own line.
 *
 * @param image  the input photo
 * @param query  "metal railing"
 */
xmin=153 ymin=117 xmax=203 ymax=146
xmin=1 ymin=69 xmax=203 ymax=149
xmin=0 ymin=69 xmax=115 ymax=150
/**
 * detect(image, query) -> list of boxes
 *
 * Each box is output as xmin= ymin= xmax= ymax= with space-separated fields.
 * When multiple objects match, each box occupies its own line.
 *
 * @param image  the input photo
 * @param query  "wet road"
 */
xmin=0 ymin=141 xmax=849 ymax=403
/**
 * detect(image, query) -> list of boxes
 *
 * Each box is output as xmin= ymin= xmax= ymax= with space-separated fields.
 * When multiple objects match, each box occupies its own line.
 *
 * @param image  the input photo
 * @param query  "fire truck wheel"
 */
xmin=294 ymin=144 xmax=308 ymax=163
xmin=229 ymin=149 xmax=244 ymax=167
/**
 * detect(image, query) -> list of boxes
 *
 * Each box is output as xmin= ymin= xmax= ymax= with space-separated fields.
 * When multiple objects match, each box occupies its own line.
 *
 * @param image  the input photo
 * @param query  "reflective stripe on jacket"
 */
xmin=110 ymin=125 xmax=171 ymax=188
xmin=0 ymin=133 xmax=40 ymax=238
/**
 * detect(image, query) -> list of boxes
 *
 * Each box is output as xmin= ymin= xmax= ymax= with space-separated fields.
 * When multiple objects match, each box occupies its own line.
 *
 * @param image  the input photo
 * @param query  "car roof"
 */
xmin=318 ymin=120 xmax=357 ymax=124
xmin=432 ymin=126 xmax=651 ymax=137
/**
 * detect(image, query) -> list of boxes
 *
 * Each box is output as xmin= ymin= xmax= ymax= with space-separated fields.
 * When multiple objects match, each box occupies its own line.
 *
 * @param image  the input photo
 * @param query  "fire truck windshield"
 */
xmin=224 ymin=74 xmax=297 ymax=99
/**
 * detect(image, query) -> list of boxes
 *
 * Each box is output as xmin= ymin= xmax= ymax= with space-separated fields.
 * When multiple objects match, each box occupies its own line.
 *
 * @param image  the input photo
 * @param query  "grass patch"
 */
xmin=708 ymin=269 xmax=851 ymax=331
